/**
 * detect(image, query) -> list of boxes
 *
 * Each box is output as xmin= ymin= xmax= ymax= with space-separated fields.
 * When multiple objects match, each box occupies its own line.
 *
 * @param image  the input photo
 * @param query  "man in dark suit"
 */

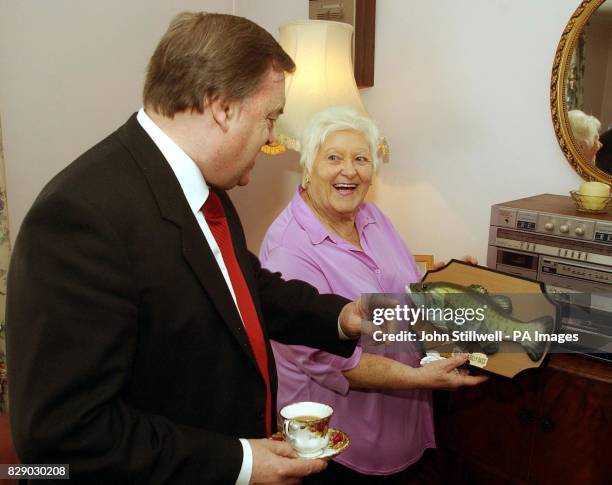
xmin=596 ymin=127 xmax=612 ymax=174
xmin=6 ymin=12 xmax=364 ymax=484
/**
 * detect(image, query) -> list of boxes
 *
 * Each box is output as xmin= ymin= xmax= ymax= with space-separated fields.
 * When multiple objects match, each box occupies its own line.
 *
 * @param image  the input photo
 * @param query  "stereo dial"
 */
xmin=544 ymin=222 xmax=554 ymax=231
xmin=559 ymin=224 xmax=570 ymax=234
xmin=575 ymin=227 xmax=585 ymax=236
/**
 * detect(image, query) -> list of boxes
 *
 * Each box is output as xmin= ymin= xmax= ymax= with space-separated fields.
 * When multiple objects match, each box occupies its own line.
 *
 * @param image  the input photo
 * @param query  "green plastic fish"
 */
xmin=406 ymin=281 xmax=554 ymax=362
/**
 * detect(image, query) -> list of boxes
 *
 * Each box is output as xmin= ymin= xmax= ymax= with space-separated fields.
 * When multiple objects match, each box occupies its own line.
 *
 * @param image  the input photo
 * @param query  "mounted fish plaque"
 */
xmin=408 ymin=259 xmax=560 ymax=378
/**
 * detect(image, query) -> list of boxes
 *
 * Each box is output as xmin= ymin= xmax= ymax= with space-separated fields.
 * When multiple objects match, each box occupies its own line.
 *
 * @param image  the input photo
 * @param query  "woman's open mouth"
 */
xmin=333 ymin=183 xmax=358 ymax=196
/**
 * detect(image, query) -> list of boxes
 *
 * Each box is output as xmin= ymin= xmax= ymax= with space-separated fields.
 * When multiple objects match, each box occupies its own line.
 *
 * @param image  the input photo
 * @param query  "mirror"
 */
xmin=552 ymin=0 xmax=612 ymax=183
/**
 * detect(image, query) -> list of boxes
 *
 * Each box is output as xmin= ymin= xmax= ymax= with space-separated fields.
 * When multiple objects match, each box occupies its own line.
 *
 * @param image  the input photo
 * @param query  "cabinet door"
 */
xmin=444 ymin=373 xmax=540 ymax=481
xmin=528 ymin=369 xmax=612 ymax=484
xmin=434 ymin=446 xmax=516 ymax=485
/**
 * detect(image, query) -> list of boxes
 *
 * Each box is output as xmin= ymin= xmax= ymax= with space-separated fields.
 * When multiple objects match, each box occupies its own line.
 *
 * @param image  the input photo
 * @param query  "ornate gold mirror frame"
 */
xmin=551 ymin=0 xmax=611 ymax=183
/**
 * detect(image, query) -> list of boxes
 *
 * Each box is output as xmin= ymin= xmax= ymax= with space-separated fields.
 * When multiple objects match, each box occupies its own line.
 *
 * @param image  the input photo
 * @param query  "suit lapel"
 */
xmin=116 ymin=114 xmax=261 ymax=372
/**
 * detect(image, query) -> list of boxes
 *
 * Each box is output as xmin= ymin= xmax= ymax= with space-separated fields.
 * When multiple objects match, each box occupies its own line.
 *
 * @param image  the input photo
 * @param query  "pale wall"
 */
xmin=1 ymin=0 xmax=584 ymax=265
xmin=231 ymin=0 xmax=583 ymax=264
xmin=228 ymin=0 xmax=309 ymax=252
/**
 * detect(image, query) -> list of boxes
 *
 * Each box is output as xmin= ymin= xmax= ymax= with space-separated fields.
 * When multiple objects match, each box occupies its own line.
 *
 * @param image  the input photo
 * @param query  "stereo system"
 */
xmin=487 ymin=194 xmax=612 ymax=359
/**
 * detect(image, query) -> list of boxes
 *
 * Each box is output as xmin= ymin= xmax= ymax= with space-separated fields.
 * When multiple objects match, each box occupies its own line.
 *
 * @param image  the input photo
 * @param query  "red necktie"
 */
xmin=202 ymin=191 xmax=272 ymax=436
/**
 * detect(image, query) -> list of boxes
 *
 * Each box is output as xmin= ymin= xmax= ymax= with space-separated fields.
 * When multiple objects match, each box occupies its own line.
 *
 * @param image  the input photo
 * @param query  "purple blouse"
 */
xmin=260 ymin=186 xmax=435 ymax=475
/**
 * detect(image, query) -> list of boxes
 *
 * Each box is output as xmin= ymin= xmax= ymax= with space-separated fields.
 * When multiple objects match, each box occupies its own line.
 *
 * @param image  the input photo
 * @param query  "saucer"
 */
xmin=270 ymin=427 xmax=350 ymax=459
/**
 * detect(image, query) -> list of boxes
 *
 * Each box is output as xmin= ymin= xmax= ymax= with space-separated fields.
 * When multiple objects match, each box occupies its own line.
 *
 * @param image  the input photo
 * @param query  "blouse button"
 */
xmin=375 ymin=268 xmax=381 ymax=274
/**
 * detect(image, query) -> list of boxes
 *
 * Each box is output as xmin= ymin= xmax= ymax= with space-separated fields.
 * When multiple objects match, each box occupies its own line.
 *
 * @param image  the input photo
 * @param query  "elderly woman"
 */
xmin=568 ymin=109 xmax=603 ymax=164
xmin=260 ymin=107 xmax=485 ymax=484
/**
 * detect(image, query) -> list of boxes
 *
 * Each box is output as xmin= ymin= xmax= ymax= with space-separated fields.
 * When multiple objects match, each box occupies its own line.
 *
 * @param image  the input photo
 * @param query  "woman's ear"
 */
xmin=303 ymin=172 xmax=311 ymax=187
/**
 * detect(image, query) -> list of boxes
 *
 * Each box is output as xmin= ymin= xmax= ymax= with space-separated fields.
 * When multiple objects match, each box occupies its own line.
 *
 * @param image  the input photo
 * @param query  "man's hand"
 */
xmin=414 ymin=355 xmax=489 ymax=390
xmin=338 ymin=298 xmax=364 ymax=339
xmin=339 ymin=295 xmax=403 ymax=341
xmin=249 ymin=438 xmax=326 ymax=484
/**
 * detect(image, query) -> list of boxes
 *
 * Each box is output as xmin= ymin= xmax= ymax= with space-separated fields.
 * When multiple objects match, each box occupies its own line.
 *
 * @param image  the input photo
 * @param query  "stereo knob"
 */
xmin=544 ymin=222 xmax=554 ymax=231
xmin=559 ymin=224 xmax=570 ymax=234
xmin=575 ymin=227 xmax=585 ymax=236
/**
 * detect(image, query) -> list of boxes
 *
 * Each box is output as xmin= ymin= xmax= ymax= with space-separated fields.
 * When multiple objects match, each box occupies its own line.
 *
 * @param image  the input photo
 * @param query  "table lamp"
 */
xmin=262 ymin=20 xmax=388 ymax=160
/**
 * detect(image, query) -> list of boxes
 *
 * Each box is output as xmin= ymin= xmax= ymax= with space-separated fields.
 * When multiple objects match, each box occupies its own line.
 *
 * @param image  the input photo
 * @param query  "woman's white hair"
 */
xmin=568 ymin=109 xmax=601 ymax=147
xmin=299 ymin=106 xmax=381 ymax=188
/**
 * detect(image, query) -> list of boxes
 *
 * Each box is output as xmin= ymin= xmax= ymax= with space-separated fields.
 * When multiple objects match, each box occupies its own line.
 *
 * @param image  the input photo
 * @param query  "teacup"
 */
xmin=280 ymin=401 xmax=333 ymax=457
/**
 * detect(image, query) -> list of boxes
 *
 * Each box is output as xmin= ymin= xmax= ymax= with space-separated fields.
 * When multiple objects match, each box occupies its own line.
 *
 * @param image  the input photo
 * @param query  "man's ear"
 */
xmin=208 ymin=96 xmax=240 ymax=133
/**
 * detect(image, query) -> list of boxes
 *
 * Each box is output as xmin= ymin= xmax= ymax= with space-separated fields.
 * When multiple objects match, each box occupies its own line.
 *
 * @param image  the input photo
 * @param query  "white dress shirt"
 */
xmin=137 ymin=108 xmax=253 ymax=485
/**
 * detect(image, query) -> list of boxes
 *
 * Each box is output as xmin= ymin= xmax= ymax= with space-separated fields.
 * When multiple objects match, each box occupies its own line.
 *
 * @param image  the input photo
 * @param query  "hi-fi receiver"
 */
xmin=487 ymin=194 xmax=612 ymax=359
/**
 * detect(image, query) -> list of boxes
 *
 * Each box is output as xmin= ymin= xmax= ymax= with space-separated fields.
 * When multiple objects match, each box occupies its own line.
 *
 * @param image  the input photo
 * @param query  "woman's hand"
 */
xmin=341 ymin=353 xmax=488 ymax=391
xmin=414 ymin=355 xmax=488 ymax=390
xmin=432 ymin=255 xmax=479 ymax=271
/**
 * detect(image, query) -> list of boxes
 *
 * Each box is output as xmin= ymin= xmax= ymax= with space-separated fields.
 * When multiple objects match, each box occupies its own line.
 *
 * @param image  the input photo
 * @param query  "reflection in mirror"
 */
xmin=552 ymin=0 xmax=612 ymax=183
xmin=568 ymin=1 xmax=612 ymax=173
xmin=568 ymin=109 xmax=603 ymax=165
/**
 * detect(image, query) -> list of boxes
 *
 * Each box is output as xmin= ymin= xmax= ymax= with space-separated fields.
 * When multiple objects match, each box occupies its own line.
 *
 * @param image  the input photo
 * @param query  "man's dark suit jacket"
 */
xmin=596 ymin=128 xmax=612 ymax=174
xmin=6 ymin=114 xmax=356 ymax=484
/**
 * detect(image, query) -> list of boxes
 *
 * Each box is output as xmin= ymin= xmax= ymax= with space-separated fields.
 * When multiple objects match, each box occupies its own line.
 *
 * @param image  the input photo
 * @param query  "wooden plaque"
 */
xmin=419 ymin=260 xmax=560 ymax=378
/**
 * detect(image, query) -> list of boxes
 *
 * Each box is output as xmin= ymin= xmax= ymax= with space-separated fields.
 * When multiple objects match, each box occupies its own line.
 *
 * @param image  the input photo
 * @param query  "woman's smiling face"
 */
xmin=306 ymin=129 xmax=374 ymax=222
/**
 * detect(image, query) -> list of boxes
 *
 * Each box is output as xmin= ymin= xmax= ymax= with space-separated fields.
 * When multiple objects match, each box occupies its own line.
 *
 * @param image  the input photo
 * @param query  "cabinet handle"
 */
xmin=516 ymin=407 xmax=534 ymax=426
xmin=541 ymin=417 xmax=556 ymax=433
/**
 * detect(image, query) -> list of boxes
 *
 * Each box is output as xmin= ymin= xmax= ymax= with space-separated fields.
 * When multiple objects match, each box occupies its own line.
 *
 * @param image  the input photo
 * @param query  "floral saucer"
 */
xmin=270 ymin=427 xmax=350 ymax=459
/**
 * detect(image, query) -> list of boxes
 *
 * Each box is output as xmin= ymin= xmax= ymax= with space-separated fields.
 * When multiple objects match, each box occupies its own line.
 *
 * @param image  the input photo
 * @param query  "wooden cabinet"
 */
xmin=434 ymin=354 xmax=612 ymax=485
